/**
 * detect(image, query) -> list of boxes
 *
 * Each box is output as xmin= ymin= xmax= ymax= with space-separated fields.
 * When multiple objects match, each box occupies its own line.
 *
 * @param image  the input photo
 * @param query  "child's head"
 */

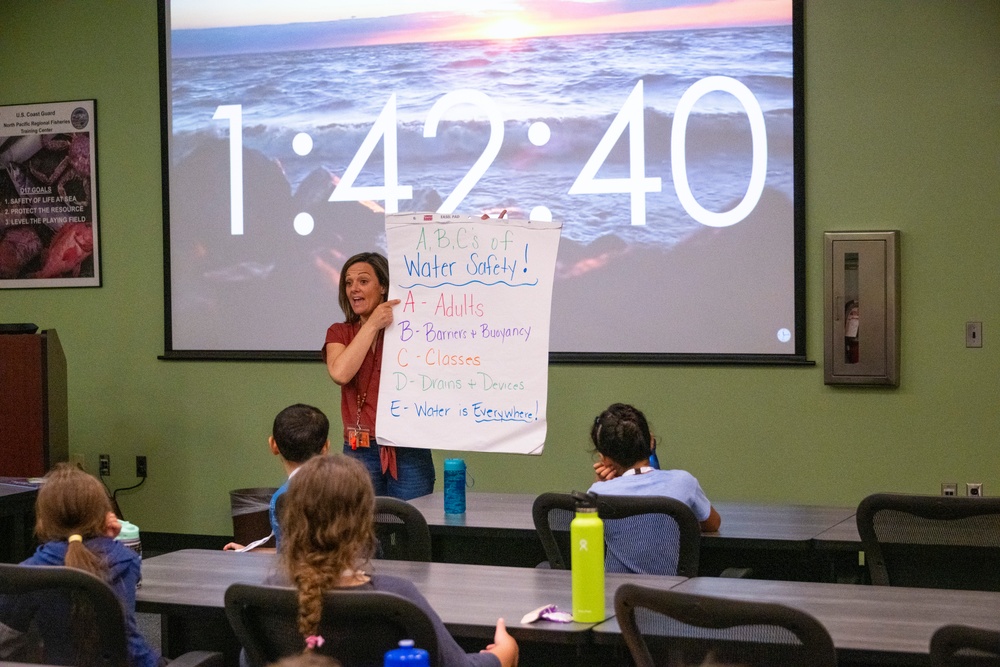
xmin=279 ymin=455 xmax=377 ymax=641
xmin=591 ymin=403 xmax=654 ymax=469
xmin=280 ymin=454 xmax=376 ymax=566
xmin=272 ymin=404 xmax=330 ymax=463
xmin=35 ymin=463 xmax=114 ymax=578
xmin=270 ymin=656 xmax=342 ymax=667
xmin=35 ymin=463 xmax=113 ymax=542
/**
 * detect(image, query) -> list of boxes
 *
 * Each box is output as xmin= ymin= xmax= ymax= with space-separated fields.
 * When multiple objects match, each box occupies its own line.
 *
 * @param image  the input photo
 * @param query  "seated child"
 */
xmin=226 ymin=403 xmax=330 ymax=551
xmin=271 ymin=454 xmax=518 ymax=667
xmin=588 ymin=403 xmax=721 ymax=574
xmin=0 ymin=463 xmax=160 ymax=667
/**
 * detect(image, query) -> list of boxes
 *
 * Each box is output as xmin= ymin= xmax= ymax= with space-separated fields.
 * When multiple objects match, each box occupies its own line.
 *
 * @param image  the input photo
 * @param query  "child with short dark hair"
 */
xmin=225 ymin=404 xmax=330 ymax=551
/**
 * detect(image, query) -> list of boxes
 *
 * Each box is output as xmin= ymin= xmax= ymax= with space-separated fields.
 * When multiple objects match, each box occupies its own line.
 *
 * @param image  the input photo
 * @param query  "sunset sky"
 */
xmin=171 ymin=0 xmax=792 ymax=41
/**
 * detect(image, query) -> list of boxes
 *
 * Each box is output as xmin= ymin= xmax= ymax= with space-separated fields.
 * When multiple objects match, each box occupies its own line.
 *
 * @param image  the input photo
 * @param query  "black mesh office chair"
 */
xmin=614 ymin=583 xmax=837 ymax=667
xmin=856 ymin=493 xmax=1000 ymax=590
xmin=225 ymin=583 xmax=440 ymax=667
xmin=531 ymin=492 xmax=701 ymax=576
xmin=930 ymin=624 xmax=1000 ymax=667
xmin=373 ymin=496 xmax=433 ymax=562
xmin=0 ymin=563 xmax=221 ymax=667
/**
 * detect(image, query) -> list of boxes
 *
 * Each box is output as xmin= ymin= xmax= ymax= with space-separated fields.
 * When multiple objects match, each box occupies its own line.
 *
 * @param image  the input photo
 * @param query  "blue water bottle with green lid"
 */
xmin=443 ymin=458 xmax=466 ymax=514
xmin=384 ymin=639 xmax=429 ymax=666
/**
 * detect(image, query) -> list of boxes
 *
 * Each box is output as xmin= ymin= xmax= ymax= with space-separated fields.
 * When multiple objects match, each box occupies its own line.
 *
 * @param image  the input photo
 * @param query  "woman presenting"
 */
xmin=323 ymin=251 xmax=435 ymax=499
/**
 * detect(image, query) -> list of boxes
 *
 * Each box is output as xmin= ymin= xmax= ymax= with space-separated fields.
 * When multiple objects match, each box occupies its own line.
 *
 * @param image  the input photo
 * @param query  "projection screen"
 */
xmin=159 ymin=0 xmax=805 ymax=363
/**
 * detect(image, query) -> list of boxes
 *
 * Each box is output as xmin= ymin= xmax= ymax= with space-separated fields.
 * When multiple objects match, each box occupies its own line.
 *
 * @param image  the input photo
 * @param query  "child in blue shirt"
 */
xmin=2 ymin=463 xmax=160 ymax=667
xmin=225 ymin=404 xmax=330 ymax=551
xmin=588 ymin=403 xmax=721 ymax=574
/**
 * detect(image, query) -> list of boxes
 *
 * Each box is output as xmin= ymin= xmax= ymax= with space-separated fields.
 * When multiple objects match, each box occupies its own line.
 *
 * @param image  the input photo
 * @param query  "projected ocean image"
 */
xmin=170 ymin=26 xmax=792 ymax=250
xmin=167 ymin=2 xmax=797 ymax=354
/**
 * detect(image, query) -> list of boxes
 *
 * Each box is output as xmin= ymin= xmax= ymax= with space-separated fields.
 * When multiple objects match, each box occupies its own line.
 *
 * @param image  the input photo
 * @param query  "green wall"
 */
xmin=2 ymin=1 xmax=998 ymax=536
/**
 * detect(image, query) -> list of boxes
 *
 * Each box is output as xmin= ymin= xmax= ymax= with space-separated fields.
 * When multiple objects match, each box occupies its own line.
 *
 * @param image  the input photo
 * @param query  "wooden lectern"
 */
xmin=0 ymin=329 xmax=68 ymax=477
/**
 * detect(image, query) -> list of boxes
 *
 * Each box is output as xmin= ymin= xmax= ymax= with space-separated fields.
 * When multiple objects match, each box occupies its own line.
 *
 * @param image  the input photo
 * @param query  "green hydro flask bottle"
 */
xmin=570 ymin=495 xmax=605 ymax=622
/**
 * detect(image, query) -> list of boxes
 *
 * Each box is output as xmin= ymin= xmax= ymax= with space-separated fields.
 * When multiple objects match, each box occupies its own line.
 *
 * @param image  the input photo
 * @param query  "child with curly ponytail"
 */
xmin=273 ymin=454 xmax=517 ymax=666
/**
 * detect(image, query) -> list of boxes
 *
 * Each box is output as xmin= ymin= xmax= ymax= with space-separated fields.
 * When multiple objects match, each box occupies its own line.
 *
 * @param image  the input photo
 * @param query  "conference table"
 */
xmin=136 ymin=549 xmax=1000 ymax=667
xmin=813 ymin=515 xmax=866 ymax=583
xmin=136 ymin=548 xmax=684 ymax=666
xmin=404 ymin=492 xmax=861 ymax=580
xmin=0 ymin=478 xmax=40 ymax=563
xmin=592 ymin=576 xmax=1000 ymax=666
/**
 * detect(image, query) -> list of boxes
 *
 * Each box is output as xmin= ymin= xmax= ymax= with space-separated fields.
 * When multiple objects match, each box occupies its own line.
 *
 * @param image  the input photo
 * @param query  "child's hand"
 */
xmin=482 ymin=618 xmax=518 ymax=667
xmin=593 ymin=460 xmax=618 ymax=481
xmin=103 ymin=512 xmax=122 ymax=538
xmin=222 ymin=542 xmax=246 ymax=551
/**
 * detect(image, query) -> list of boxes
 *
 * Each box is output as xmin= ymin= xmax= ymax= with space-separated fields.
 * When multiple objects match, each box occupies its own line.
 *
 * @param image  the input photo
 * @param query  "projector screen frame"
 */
xmin=157 ymin=0 xmax=809 ymax=366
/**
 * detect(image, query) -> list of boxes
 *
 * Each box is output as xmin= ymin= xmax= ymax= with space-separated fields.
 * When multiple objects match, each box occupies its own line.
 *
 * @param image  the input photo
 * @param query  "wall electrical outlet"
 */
xmin=136 ymin=455 xmax=147 ymax=478
xmin=99 ymin=454 xmax=110 ymax=477
xmin=941 ymin=482 xmax=958 ymax=496
xmin=967 ymin=482 xmax=983 ymax=497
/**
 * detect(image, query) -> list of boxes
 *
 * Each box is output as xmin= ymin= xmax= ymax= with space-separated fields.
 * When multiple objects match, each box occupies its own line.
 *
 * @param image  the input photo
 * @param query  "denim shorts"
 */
xmin=343 ymin=440 xmax=435 ymax=500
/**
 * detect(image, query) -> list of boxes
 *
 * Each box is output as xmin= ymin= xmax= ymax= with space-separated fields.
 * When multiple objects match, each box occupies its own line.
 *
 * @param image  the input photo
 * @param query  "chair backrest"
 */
xmin=373 ymin=496 xmax=433 ymax=562
xmin=225 ymin=583 xmax=440 ymax=667
xmin=0 ymin=563 xmax=129 ymax=667
xmin=532 ymin=492 xmax=701 ymax=576
xmin=930 ymin=624 xmax=1000 ymax=667
xmin=614 ymin=583 xmax=837 ymax=667
xmin=856 ymin=493 xmax=1000 ymax=590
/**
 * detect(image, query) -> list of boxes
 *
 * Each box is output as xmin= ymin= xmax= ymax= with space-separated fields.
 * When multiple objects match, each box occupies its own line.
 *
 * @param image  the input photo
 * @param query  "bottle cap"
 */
xmin=116 ymin=520 xmax=140 ymax=540
xmin=444 ymin=458 xmax=466 ymax=471
xmin=571 ymin=491 xmax=598 ymax=510
xmin=384 ymin=638 xmax=430 ymax=666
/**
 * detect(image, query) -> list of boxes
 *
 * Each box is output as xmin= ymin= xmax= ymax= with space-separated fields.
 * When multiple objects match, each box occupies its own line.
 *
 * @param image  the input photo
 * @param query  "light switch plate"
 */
xmin=966 ymin=322 xmax=983 ymax=348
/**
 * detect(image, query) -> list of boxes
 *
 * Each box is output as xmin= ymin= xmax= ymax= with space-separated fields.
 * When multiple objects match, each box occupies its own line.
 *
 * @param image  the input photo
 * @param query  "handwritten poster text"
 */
xmin=376 ymin=213 xmax=561 ymax=454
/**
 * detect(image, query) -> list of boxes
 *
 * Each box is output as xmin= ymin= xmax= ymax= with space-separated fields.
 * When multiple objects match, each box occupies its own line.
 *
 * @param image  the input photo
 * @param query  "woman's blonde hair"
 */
xmin=35 ymin=463 xmax=113 ymax=579
xmin=279 ymin=455 xmax=377 ymax=644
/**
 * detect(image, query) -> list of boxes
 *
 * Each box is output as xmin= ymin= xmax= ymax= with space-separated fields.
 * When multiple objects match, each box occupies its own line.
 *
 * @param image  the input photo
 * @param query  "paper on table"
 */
xmin=237 ymin=533 xmax=273 ymax=552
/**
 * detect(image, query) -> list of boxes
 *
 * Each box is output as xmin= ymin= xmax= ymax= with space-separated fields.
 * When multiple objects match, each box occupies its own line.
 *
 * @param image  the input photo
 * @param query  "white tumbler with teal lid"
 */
xmin=115 ymin=520 xmax=142 ymax=558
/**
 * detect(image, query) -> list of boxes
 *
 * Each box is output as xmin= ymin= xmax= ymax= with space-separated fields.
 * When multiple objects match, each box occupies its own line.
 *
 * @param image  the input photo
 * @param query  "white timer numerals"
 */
xmin=211 ymin=75 xmax=768 ymax=234
xmin=671 ymin=76 xmax=768 ymax=228
xmin=568 ymin=80 xmax=661 ymax=226
xmin=212 ymin=104 xmax=244 ymax=235
xmin=330 ymin=94 xmax=412 ymax=213
xmin=423 ymin=90 xmax=504 ymax=214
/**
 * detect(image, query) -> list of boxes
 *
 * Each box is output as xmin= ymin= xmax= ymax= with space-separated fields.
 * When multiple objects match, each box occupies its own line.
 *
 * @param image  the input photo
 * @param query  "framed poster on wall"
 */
xmin=0 ymin=99 xmax=100 ymax=288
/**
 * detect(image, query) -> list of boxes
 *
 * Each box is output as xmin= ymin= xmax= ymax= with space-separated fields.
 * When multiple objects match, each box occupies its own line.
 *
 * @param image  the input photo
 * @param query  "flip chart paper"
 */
xmin=376 ymin=213 xmax=561 ymax=454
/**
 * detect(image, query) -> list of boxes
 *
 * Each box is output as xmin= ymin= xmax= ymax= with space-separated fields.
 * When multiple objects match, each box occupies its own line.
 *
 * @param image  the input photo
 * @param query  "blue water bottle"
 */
xmin=443 ymin=458 xmax=466 ymax=514
xmin=384 ymin=639 xmax=429 ymax=666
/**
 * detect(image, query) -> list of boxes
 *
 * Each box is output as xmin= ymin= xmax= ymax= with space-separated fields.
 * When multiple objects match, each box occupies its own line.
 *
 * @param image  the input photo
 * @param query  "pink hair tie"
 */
xmin=305 ymin=635 xmax=325 ymax=650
